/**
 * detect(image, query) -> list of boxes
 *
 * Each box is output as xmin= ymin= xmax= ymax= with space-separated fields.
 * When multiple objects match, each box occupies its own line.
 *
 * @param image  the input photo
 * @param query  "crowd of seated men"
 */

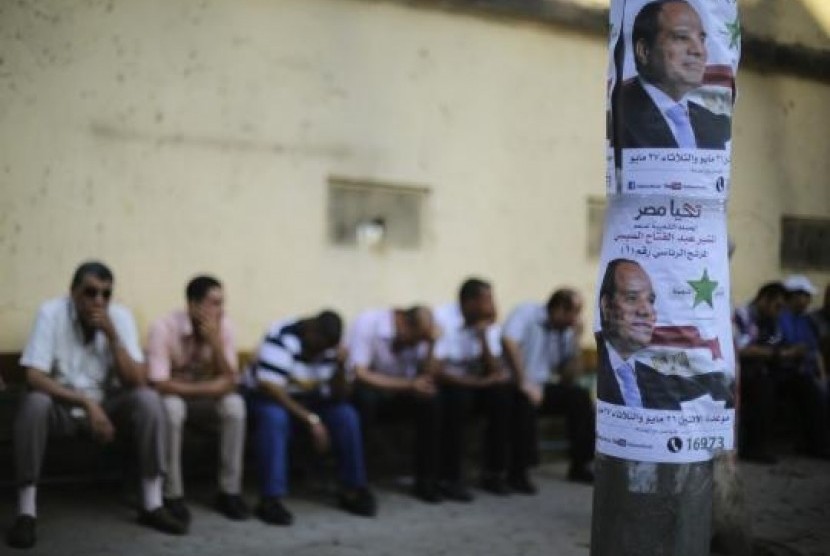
xmin=5 ymin=260 xmax=596 ymax=549
xmin=733 ymin=276 xmax=830 ymax=463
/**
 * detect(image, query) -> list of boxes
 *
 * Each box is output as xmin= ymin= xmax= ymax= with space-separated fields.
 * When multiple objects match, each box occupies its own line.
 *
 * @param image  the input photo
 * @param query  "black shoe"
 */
xmin=163 ymin=497 xmax=192 ymax=526
xmin=480 ymin=475 xmax=510 ymax=496
xmin=6 ymin=515 xmax=36 ymax=549
xmin=215 ymin=493 xmax=250 ymax=521
xmin=338 ymin=487 xmax=377 ymax=517
xmin=412 ymin=481 xmax=443 ymax=504
xmin=138 ymin=507 xmax=188 ymax=535
xmin=567 ymin=464 xmax=595 ymax=484
xmin=507 ymin=473 xmax=538 ymax=495
xmin=256 ymin=497 xmax=294 ymax=526
xmin=437 ymin=480 xmax=474 ymax=502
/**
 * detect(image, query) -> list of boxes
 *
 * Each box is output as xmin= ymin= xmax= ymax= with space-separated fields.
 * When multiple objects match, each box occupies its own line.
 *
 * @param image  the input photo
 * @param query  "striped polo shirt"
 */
xmin=245 ymin=319 xmax=339 ymax=397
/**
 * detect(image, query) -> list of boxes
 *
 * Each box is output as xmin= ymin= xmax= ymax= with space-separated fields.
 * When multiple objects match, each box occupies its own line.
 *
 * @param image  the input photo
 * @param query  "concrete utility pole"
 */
xmin=591 ymin=1 xmax=741 ymax=555
xmin=592 ymin=457 xmax=713 ymax=555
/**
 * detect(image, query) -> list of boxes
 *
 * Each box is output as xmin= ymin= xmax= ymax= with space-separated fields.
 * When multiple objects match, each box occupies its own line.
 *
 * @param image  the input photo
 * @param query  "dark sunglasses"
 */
xmin=82 ymin=286 xmax=112 ymax=300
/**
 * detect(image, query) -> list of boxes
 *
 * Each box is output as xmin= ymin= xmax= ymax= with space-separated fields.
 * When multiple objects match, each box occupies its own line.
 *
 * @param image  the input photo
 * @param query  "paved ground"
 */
xmin=1 ymin=456 xmax=827 ymax=556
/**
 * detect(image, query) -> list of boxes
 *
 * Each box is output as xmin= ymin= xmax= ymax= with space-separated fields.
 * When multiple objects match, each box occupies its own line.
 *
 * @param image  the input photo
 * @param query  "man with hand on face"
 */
xmin=433 ymin=278 xmax=516 ymax=500
xmin=619 ymin=0 xmax=731 ymax=149
xmin=597 ymin=258 xmax=732 ymax=409
xmin=348 ymin=306 xmax=443 ymax=503
xmin=147 ymin=275 xmax=248 ymax=525
xmin=502 ymin=288 xmax=595 ymax=486
xmin=245 ymin=310 xmax=376 ymax=526
xmin=7 ymin=261 xmax=183 ymax=550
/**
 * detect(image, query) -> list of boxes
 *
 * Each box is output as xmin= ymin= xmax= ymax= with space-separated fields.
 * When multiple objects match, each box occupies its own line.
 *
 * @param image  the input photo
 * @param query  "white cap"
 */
xmin=783 ymin=274 xmax=817 ymax=296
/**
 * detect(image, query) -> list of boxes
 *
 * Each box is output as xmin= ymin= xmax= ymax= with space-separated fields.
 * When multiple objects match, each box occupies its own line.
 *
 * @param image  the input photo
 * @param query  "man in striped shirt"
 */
xmin=245 ymin=310 xmax=376 ymax=525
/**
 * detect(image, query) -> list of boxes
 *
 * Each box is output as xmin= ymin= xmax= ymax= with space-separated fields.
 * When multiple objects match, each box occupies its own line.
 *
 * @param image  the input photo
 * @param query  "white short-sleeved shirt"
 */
xmin=245 ymin=319 xmax=338 ymax=397
xmin=346 ymin=308 xmax=427 ymax=380
xmin=20 ymin=296 xmax=144 ymax=403
xmin=433 ymin=302 xmax=502 ymax=377
xmin=502 ymin=302 xmax=577 ymax=386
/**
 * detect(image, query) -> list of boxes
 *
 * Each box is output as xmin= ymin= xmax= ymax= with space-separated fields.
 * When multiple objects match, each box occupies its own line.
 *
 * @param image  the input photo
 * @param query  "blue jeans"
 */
xmin=247 ymin=393 xmax=367 ymax=497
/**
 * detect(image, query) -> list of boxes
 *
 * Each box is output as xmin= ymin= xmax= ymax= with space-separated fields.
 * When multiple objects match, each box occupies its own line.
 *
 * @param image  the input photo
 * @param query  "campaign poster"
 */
xmin=605 ymin=0 xmax=740 ymax=198
xmin=594 ymin=195 xmax=736 ymax=463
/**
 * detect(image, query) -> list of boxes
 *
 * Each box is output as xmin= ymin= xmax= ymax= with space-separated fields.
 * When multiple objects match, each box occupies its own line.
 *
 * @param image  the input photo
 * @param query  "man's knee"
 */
xmin=163 ymin=395 xmax=187 ymax=427
xmin=130 ymin=386 xmax=165 ymax=421
xmin=256 ymin=402 xmax=289 ymax=433
xmin=18 ymin=390 xmax=54 ymax=418
xmin=330 ymin=403 xmax=360 ymax=431
xmin=218 ymin=392 xmax=246 ymax=422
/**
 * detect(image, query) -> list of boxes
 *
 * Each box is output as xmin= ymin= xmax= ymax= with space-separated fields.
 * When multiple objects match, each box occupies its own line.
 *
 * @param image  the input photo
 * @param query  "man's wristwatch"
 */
xmin=307 ymin=413 xmax=321 ymax=427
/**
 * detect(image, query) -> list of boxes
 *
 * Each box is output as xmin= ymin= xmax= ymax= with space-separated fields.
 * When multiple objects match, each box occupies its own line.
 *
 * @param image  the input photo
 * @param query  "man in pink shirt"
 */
xmin=147 ymin=275 xmax=248 ymax=525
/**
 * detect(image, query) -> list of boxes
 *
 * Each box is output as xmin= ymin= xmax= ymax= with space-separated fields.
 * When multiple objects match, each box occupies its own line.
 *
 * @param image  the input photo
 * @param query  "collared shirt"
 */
xmin=245 ymin=319 xmax=339 ymax=397
xmin=779 ymin=309 xmax=820 ymax=376
xmin=146 ymin=309 xmax=238 ymax=383
xmin=641 ymin=79 xmax=692 ymax=147
xmin=19 ymin=296 xmax=144 ymax=403
xmin=733 ymin=303 xmax=783 ymax=351
xmin=433 ymin=302 xmax=502 ymax=377
xmin=346 ymin=308 xmax=427 ymax=380
xmin=605 ymin=341 xmax=643 ymax=407
xmin=502 ymin=302 xmax=577 ymax=386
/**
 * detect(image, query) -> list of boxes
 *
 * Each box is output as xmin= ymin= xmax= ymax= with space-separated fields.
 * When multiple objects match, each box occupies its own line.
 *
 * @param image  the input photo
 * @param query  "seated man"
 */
xmin=502 ymin=288 xmax=595 ymax=486
xmin=347 ymin=306 xmax=442 ymax=503
xmin=6 ymin=261 xmax=185 ymax=550
xmin=433 ymin=278 xmax=516 ymax=499
xmin=147 ymin=275 xmax=248 ymax=524
xmin=777 ymin=275 xmax=829 ymax=458
xmin=245 ymin=310 xmax=376 ymax=525
xmin=734 ymin=282 xmax=792 ymax=462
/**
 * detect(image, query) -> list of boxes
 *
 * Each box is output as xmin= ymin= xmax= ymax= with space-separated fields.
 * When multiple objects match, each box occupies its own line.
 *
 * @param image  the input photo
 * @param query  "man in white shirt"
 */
xmin=6 ymin=262 xmax=185 ymax=550
xmin=502 ymin=289 xmax=595 ymax=486
xmin=433 ymin=278 xmax=514 ymax=500
xmin=347 ymin=306 xmax=442 ymax=503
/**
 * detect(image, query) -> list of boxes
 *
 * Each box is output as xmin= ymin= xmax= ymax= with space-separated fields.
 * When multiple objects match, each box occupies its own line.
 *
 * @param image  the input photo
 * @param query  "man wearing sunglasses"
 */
xmin=6 ymin=261 xmax=185 ymax=550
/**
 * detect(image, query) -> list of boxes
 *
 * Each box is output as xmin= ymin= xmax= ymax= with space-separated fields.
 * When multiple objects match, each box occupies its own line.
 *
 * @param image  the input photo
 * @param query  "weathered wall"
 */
xmin=0 ymin=0 xmax=828 ymax=350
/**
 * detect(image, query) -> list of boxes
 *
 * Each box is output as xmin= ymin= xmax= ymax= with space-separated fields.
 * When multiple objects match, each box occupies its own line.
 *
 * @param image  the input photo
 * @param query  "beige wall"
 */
xmin=1 ymin=0 xmax=828 ymax=351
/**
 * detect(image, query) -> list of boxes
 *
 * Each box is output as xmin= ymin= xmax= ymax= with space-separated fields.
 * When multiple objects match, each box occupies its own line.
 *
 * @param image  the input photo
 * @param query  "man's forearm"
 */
xmin=437 ymin=369 xmax=486 ymax=388
xmin=109 ymin=337 xmax=146 ymax=387
xmin=559 ymin=353 xmax=584 ymax=383
xmin=153 ymin=376 xmax=234 ymax=398
xmin=209 ymin=336 xmax=237 ymax=378
xmin=356 ymin=367 xmax=413 ymax=392
xmin=27 ymin=368 xmax=94 ymax=408
xmin=258 ymin=381 xmax=316 ymax=423
xmin=501 ymin=337 xmax=526 ymax=384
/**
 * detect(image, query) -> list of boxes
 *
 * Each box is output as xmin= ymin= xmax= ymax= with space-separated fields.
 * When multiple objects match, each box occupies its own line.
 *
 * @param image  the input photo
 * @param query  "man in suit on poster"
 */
xmin=618 ymin=0 xmax=730 ymax=150
xmin=596 ymin=258 xmax=733 ymax=409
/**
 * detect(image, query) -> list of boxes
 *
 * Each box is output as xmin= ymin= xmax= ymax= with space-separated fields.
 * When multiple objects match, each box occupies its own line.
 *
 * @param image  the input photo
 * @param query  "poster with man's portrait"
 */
xmin=593 ymin=195 xmax=736 ymax=463
xmin=605 ymin=0 xmax=739 ymax=198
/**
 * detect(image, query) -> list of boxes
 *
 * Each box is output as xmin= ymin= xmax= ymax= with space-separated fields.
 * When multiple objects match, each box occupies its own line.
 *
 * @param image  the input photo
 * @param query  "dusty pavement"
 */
xmin=0 ymin=456 xmax=827 ymax=556
xmin=740 ymin=456 xmax=830 ymax=556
